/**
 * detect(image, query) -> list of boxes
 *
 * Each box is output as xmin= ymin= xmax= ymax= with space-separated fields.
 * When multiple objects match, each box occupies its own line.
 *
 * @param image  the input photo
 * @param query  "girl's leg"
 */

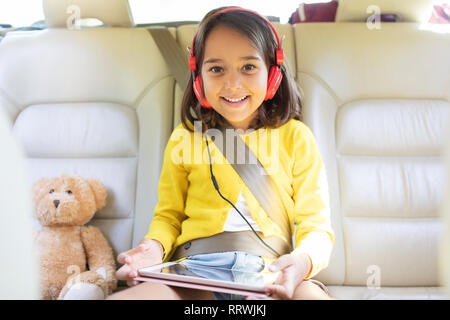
xmin=291 ymin=280 xmax=334 ymax=300
xmin=107 ymin=282 xmax=214 ymax=300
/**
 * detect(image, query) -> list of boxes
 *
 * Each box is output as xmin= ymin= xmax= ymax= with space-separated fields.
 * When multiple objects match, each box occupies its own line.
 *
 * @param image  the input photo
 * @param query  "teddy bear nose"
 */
xmin=53 ymin=200 xmax=60 ymax=208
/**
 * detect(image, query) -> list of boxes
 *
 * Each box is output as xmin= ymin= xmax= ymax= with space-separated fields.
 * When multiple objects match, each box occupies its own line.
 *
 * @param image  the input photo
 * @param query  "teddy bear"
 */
xmin=32 ymin=174 xmax=117 ymax=300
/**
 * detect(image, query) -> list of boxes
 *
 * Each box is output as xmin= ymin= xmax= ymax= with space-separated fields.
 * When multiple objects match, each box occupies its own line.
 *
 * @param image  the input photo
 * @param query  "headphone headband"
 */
xmin=189 ymin=7 xmax=284 ymax=71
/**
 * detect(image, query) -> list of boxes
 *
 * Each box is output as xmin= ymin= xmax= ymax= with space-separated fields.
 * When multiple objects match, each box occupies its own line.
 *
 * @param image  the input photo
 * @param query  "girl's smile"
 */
xmin=220 ymin=95 xmax=249 ymax=107
xmin=201 ymin=25 xmax=269 ymax=131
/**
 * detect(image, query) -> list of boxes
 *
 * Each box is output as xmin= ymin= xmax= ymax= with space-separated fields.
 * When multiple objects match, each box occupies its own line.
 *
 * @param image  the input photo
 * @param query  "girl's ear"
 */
xmin=86 ymin=178 xmax=107 ymax=211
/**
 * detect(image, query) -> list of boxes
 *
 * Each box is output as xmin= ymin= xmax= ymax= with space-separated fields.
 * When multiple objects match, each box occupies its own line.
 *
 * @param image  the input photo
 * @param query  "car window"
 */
xmin=429 ymin=0 xmax=450 ymax=24
xmin=0 ymin=0 xmax=332 ymax=28
xmin=0 ymin=0 xmax=44 ymax=28
xmin=129 ymin=0 xmax=320 ymax=24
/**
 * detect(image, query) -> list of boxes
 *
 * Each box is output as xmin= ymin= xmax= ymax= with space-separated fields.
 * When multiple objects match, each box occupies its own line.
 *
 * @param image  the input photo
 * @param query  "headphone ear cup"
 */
xmin=193 ymin=76 xmax=212 ymax=108
xmin=265 ymin=65 xmax=283 ymax=101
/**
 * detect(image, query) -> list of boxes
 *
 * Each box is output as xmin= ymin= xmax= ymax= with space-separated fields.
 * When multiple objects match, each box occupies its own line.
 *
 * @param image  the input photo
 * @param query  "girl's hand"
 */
xmin=115 ymin=238 xmax=164 ymax=287
xmin=261 ymin=253 xmax=311 ymax=300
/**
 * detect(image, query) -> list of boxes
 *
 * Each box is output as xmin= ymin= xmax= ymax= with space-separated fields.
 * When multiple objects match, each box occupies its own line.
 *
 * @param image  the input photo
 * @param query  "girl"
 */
xmin=108 ymin=7 xmax=334 ymax=300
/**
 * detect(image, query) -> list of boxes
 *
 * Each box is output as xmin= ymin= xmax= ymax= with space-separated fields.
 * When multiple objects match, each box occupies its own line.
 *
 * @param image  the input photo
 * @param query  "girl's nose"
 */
xmin=224 ymin=71 xmax=242 ymax=90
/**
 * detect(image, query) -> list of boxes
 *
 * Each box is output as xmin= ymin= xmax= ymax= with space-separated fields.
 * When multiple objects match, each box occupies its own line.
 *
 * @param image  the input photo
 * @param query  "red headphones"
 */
xmin=189 ymin=7 xmax=284 ymax=109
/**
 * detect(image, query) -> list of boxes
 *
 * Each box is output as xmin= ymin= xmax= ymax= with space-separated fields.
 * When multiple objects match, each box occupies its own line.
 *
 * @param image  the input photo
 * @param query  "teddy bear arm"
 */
xmin=80 ymin=226 xmax=117 ymax=293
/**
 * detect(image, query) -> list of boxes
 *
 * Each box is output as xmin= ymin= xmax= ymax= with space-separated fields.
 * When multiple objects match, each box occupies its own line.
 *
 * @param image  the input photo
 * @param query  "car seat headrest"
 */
xmin=335 ymin=0 xmax=433 ymax=23
xmin=43 ymin=0 xmax=134 ymax=28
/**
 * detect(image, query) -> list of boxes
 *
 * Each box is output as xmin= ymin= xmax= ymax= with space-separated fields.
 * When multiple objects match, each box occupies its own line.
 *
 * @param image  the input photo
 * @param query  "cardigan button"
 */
xmin=184 ymin=242 xmax=191 ymax=250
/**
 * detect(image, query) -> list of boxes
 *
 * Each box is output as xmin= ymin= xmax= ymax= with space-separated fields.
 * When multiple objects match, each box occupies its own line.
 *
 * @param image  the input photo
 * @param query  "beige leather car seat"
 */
xmin=0 ymin=0 xmax=176 ymax=261
xmin=296 ymin=0 xmax=450 ymax=299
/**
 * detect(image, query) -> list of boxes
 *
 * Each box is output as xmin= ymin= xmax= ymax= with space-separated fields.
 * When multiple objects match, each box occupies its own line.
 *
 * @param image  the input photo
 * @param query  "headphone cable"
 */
xmin=205 ymin=135 xmax=281 ymax=257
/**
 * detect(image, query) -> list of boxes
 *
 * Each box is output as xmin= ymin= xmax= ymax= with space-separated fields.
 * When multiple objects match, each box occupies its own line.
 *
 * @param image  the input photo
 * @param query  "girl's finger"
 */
xmin=118 ymin=248 xmax=139 ymax=264
xmin=137 ymin=244 xmax=147 ymax=251
xmin=269 ymin=254 xmax=292 ymax=272
xmin=115 ymin=265 xmax=132 ymax=281
xmin=128 ymin=270 xmax=138 ymax=278
xmin=117 ymin=252 xmax=127 ymax=264
xmin=127 ymin=246 xmax=142 ymax=256
xmin=126 ymin=279 xmax=139 ymax=287
xmin=275 ymin=270 xmax=297 ymax=298
xmin=274 ymin=271 xmax=283 ymax=285
xmin=264 ymin=284 xmax=288 ymax=300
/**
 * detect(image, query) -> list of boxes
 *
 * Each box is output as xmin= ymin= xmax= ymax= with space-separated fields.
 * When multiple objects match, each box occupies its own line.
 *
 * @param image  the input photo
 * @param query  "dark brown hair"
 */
xmin=181 ymin=7 xmax=302 ymax=132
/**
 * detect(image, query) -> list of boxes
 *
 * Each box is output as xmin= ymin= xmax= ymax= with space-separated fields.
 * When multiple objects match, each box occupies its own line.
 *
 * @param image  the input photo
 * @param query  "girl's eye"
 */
xmin=209 ymin=66 xmax=223 ymax=73
xmin=243 ymin=64 xmax=256 ymax=71
xmin=49 ymin=189 xmax=54 ymax=194
xmin=66 ymin=190 xmax=72 ymax=195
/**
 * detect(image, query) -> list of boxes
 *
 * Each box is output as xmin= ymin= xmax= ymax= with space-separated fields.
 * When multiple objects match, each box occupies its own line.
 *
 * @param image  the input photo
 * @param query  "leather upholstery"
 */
xmin=328 ymin=285 xmax=447 ymax=300
xmin=43 ymin=0 xmax=134 ymax=28
xmin=295 ymin=21 xmax=449 ymax=297
xmin=335 ymin=0 xmax=433 ymax=22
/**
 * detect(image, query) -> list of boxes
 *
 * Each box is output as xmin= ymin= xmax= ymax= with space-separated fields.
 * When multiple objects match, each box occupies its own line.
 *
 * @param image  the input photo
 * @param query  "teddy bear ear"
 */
xmin=32 ymin=178 xmax=50 ymax=205
xmin=86 ymin=178 xmax=107 ymax=211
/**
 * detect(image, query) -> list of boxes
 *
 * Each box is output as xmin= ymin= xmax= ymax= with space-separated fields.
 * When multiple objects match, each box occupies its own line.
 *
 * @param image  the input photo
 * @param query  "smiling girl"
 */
xmin=109 ymin=7 xmax=334 ymax=300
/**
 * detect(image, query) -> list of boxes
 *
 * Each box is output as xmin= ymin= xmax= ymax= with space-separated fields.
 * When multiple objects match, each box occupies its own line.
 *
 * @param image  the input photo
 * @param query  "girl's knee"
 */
xmin=107 ymin=282 xmax=214 ymax=300
xmin=292 ymin=280 xmax=332 ymax=300
xmin=107 ymin=282 xmax=178 ymax=300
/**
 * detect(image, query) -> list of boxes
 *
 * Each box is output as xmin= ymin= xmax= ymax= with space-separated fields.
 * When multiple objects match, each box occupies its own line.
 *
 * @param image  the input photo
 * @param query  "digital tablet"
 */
xmin=136 ymin=261 xmax=279 ymax=298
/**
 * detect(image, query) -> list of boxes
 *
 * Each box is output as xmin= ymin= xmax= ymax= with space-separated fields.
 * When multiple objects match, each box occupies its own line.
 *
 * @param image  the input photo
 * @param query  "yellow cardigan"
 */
xmin=145 ymin=119 xmax=334 ymax=279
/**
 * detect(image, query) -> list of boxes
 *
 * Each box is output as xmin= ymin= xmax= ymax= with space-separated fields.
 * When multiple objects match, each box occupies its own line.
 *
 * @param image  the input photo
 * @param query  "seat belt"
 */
xmin=147 ymin=27 xmax=189 ymax=90
xmin=209 ymin=127 xmax=293 ymax=248
xmin=147 ymin=26 xmax=293 ymax=250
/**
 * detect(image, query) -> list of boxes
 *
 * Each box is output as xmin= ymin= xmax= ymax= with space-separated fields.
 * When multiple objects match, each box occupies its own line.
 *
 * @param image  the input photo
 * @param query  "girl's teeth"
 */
xmin=224 ymin=96 xmax=246 ymax=102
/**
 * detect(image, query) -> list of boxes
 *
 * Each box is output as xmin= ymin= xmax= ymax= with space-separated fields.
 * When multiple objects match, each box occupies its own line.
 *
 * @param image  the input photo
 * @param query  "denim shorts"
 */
xmin=179 ymin=251 xmax=265 ymax=300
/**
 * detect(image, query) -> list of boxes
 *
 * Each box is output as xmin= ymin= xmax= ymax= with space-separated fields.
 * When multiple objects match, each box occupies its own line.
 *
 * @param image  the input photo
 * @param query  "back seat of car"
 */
xmin=0 ymin=0 xmax=448 ymax=299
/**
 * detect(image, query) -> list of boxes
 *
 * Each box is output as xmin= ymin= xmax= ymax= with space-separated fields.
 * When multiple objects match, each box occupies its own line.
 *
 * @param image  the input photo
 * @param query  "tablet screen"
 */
xmin=138 ymin=261 xmax=278 ymax=292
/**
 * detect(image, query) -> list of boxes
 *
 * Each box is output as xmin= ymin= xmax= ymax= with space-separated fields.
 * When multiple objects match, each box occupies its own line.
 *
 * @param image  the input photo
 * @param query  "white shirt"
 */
xmin=223 ymin=192 xmax=261 ymax=232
